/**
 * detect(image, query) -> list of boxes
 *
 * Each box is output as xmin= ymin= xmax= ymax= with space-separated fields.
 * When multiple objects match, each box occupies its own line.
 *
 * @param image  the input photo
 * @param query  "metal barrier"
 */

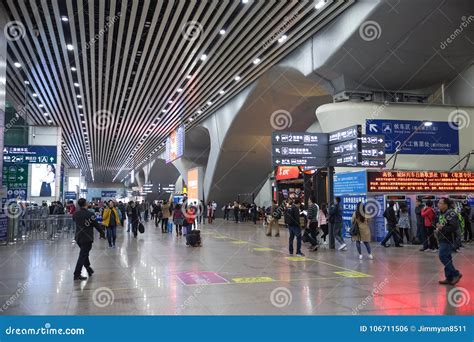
xmin=8 ymin=214 xmax=75 ymax=243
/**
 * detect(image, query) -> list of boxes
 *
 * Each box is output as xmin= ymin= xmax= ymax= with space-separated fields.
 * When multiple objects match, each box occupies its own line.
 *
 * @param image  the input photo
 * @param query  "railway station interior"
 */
xmin=0 ymin=0 xmax=473 ymax=317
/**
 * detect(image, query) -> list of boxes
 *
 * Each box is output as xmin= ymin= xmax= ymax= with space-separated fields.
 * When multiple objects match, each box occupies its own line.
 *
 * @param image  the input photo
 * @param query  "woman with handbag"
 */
xmin=351 ymin=202 xmax=373 ymax=260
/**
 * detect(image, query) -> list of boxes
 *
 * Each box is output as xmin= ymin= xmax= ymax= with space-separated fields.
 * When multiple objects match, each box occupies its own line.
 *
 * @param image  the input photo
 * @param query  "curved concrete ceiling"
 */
xmin=3 ymin=0 xmax=353 ymax=182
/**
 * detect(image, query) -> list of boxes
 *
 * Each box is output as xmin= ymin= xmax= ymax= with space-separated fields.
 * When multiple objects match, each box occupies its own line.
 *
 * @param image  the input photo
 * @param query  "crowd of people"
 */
xmin=69 ymin=194 xmax=470 ymax=286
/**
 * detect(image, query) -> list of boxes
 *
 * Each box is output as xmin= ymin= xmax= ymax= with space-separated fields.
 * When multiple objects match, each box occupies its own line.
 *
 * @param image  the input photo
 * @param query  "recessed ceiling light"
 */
xmin=197 ymin=110 xmax=202 ymax=114
xmin=189 ymin=117 xmax=194 ymax=122
xmin=278 ymin=35 xmax=288 ymax=43
xmin=234 ymin=75 xmax=241 ymax=81
xmin=14 ymin=62 xmax=21 ymax=68
xmin=177 ymin=88 xmax=183 ymax=93
xmin=61 ymin=16 xmax=69 ymax=22
xmin=74 ymin=83 xmax=79 ymax=87
xmin=32 ymin=93 xmax=38 ymax=97
xmin=219 ymin=90 xmax=226 ymax=95
xmin=219 ymin=29 xmax=226 ymax=35
xmin=315 ymin=0 xmax=326 ymax=9
xmin=76 ymin=95 xmax=81 ymax=98
xmin=66 ymin=44 xmax=74 ymax=51
xmin=38 ymin=104 xmax=44 ymax=108
xmin=207 ymin=101 xmax=213 ymax=106
xmin=71 ymin=67 xmax=77 ymax=71
xmin=162 ymin=109 xmax=167 ymax=113
xmin=47 ymin=119 xmax=52 ymax=123
xmin=78 ymin=105 xmax=83 ymax=109
xmin=200 ymin=54 xmax=207 ymax=61
xmin=242 ymin=0 xmax=249 ymax=3
xmin=253 ymin=58 xmax=261 ymax=64
xmin=24 ymin=80 xmax=29 ymax=85
xmin=168 ymin=100 xmax=173 ymax=104
xmin=186 ymin=75 xmax=192 ymax=79
xmin=43 ymin=112 xmax=49 ymax=116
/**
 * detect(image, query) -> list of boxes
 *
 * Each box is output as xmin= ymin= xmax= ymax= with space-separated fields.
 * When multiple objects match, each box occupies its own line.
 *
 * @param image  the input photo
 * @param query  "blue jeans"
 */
xmin=288 ymin=226 xmax=302 ymax=255
xmin=356 ymin=241 xmax=372 ymax=255
xmin=439 ymin=241 xmax=460 ymax=280
xmin=333 ymin=222 xmax=345 ymax=245
xmin=416 ymin=222 xmax=425 ymax=244
xmin=107 ymin=225 xmax=117 ymax=247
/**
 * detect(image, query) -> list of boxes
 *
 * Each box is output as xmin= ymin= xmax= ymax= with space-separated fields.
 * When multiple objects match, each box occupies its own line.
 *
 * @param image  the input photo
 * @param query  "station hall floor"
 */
xmin=0 ymin=219 xmax=473 ymax=315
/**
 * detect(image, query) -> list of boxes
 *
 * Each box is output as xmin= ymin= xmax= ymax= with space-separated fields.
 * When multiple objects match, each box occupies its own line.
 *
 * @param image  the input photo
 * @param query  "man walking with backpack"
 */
xmin=436 ymin=197 xmax=462 ymax=285
xmin=285 ymin=199 xmax=304 ymax=256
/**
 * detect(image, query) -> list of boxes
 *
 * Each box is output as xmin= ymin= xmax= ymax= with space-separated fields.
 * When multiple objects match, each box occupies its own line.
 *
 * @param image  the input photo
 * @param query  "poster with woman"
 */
xmin=31 ymin=164 xmax=56 ymax=197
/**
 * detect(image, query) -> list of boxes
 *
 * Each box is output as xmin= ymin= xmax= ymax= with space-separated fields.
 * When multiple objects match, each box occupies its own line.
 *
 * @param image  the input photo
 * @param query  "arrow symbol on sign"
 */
xmin=369 ymin=124 xmax=378 ymax=133
xmin=275 ymin=136 xmax=280 ymax=142
xmin=50 ymin=157 xmax=54 ymax=162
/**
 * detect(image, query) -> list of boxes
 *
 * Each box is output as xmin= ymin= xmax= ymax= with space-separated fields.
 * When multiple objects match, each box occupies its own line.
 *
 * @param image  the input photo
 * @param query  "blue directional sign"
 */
xmin=3 ymin=145 xmax=58 ymax=164
xmin=366 ymin=120 xmax=459 ymax=155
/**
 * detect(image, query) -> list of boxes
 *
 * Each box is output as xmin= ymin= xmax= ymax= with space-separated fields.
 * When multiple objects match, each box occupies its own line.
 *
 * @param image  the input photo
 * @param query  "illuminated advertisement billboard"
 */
xmin=31 ymin=164 xmax=57 ymax=197
xmin=166 ymin=125 xmax=185 ymax=163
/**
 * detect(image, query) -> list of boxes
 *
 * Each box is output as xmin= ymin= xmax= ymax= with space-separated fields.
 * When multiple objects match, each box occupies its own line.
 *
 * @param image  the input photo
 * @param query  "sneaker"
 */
xmin=323 ymin=240 xmax=328 ymax=245
xmin=296 ymin=252 xmax=305 ymax=257
xmin=359 ymin=254 xmax=363 ymax=260
xmin=265 ymin=233 xmax=271 ymax=237
xmin=368 ymin=254 xmax=374 ymax=260
xmin=424 ymin=248 xmax=432 ymax=252
xmin=74 ymin=275 xmax=87 ymax=281
xmin=451 ymin=274 xmax=462 ymax=285
xmin=419 ymin=248 xmax=428 ymax=252
xmin=275 ymin=233 xmax=280 ymax=237
xmin=381 ymin=243 xmax=389 ymax=248
xmin=439 ymin=279 xmax=452 ymax=285
xmin=338 ymin=243 xmax=347 ymax=251
xmin=431 ymin=249 xmax=438 ymax=253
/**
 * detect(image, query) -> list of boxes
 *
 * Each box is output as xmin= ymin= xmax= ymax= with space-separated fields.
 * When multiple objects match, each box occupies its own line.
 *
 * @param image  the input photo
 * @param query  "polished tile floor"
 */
xmin=0 ymin=219 xmax=472 ymax=315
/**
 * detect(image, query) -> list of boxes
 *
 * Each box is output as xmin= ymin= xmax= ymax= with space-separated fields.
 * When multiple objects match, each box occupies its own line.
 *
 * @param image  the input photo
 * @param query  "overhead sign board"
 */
xmin=101 ymin=191 xmax=117 ymax=198
xmin=3 ymin=145 xmax=57 ymax=164
xmin=272 ymin=145 xmax=328 ymax=158
xmin=272 ymin=132 xmax=328 ymax=145
xmin=328 ymin=125 xmax=362 ymax=144
xmin=367 ymin=171 xmax=474 ymax=193
xmin=329 ymin=139 xmax=361 ymax=157
xmin=366 ymin=120 xmax=459 ymax=155
xmin=65 ymin=191 xmax=77 ymax=200
xmin=272 ymin=156 xmax=327 ymax=168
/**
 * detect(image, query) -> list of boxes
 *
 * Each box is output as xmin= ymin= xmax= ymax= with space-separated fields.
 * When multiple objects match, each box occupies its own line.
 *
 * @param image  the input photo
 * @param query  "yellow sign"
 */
xmin=231 ymin=240 xmax=248 ymax=244
xmin=334 ymin=271 xmax=372 ymax=278
xmin=253 ymin=248 xmax=274 ymax=252
xmin=286 ymin=256 xmax=308 ymax=261
xmin=232 ymin=277 xmax=275 ymax=284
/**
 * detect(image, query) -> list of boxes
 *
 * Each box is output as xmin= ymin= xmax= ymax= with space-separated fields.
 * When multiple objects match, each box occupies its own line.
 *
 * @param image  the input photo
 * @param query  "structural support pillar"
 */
xmin=328 ymin=167 xmax=335 ymax=250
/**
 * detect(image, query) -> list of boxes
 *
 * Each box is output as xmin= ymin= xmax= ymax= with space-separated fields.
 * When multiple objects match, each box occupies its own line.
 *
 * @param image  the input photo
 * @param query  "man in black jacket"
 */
xmin=73 ymin=198 xmax=104 ymax=281
xmin=381 ymin=201 xmax=402 ymax=247
xmin=285 ymin=199 xmax=304 ymax=256
xmin=437 ymin=198 xmax=462 ymax=285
